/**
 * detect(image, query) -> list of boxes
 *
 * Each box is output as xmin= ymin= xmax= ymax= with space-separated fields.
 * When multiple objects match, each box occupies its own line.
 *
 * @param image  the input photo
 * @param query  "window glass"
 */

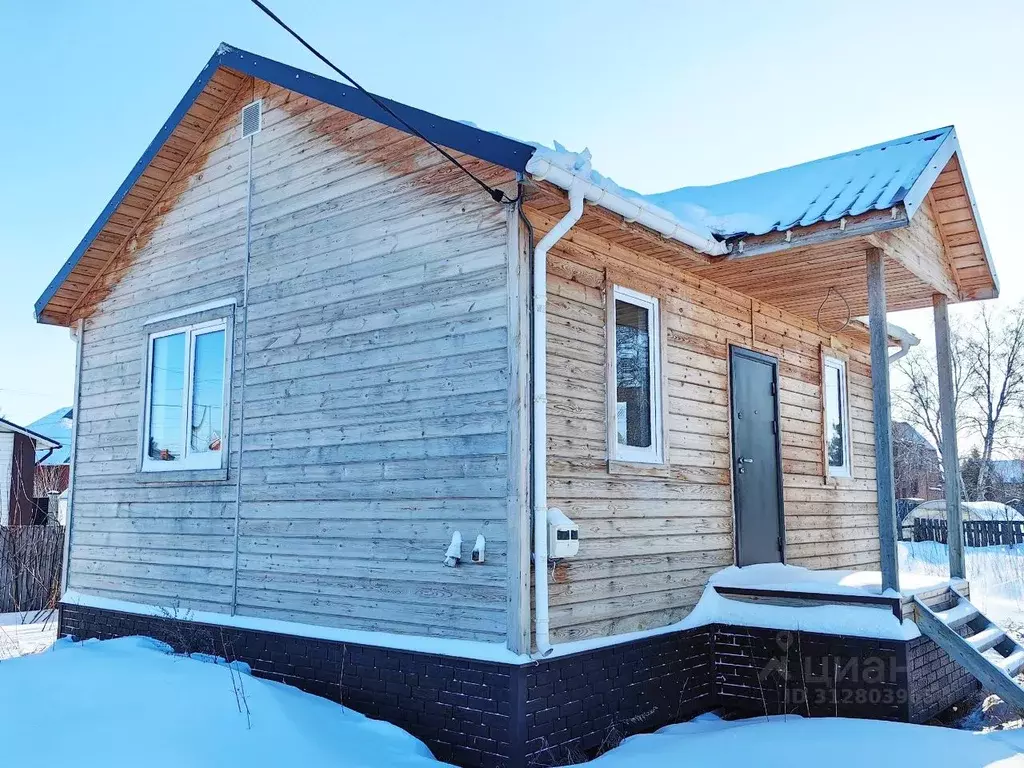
xmin=615 ymin=299 xmax=653 ymax=449
xmin=190 ymin=329 xmax=226 ymax=455
xmin=142 ymin=318 xmax=228 ymax=472
xmin=147 ymin=332 xmax=186 ymax=462
xmin=824 ymin=358 xmax=850 ymax=475
xmin=611 ymin=287 xmax=662 ymax=464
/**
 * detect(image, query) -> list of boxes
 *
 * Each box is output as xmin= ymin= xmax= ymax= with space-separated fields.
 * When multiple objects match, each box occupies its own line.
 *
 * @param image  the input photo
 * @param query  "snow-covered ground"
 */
xmin=0 ymin=635 xmax=447 ymax=767
xmin=4 ymin=634 xmax=1021 ymax=767
xmin=589 ymin=712 xmax=1024 ymax=766
xmin=900 ymin=541 xmax=1024 ymax=634
xmin=0 ymin=609 xmax=57 ymax=659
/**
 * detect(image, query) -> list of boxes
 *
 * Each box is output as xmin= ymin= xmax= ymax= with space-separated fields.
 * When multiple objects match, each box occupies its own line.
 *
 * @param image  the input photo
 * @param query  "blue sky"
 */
xmin=1 ymin=0 xmax=1022 ymax=423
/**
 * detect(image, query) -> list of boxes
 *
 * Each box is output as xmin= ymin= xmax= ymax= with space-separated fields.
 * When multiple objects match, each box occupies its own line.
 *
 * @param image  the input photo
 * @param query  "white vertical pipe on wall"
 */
xmin=230 ymin=133 xmax=255 ymax=616
xmin=59 ymin=318 xmax=85 ymax=597
xmin=531 ymin=178 xmax=587 ymax=656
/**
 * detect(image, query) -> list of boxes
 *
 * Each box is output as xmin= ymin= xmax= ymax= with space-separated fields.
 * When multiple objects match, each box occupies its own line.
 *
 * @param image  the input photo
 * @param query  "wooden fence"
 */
xmin=0 ymin=526 xmax=64 ymax=614
xmin=913 ymin=518 xmax=1024 ymax=547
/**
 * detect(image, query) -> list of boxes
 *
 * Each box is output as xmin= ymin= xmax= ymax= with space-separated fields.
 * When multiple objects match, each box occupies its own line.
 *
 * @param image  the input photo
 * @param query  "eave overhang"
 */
xmin=34 ymin=43 xmax=535 ymax=326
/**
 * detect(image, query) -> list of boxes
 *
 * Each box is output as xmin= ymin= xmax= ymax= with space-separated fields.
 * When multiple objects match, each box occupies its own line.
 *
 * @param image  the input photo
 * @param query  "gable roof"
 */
xmin=34 ymin=43 xmax=535 ymax=325
xmin=642 ymin=127 xmax=955 ymax=239
xmin=0 ymin=416 xmax=61 ymax=451
xmin=893 ymin=422 xmax=935 ymax=450
xmin=26 ymin=407 xmax=73 ymax=464
xmin=35 ymin=44 xmax=998 ymax=326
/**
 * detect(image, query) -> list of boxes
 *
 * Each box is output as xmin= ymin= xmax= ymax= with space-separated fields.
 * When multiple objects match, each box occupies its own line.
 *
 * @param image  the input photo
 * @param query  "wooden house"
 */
xmin=37 ymin=44 xmax=1016 ymax=767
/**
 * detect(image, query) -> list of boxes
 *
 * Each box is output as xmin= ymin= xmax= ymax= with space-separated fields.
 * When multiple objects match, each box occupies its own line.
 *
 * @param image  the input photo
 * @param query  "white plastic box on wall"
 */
xmin=547 ymin=508 xmax=579 ymax=558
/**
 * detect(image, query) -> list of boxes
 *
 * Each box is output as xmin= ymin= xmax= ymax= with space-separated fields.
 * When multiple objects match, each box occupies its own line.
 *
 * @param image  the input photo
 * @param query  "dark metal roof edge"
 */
xmin=34 ymin=43 xmax=535 ymax=324
xmin=34 ymin=51 xmax=224 ymax=323
xmin=0 ymin=416 xmax=62 ymax=450
xmin=216 ymin=45 xmax=534 ymax=172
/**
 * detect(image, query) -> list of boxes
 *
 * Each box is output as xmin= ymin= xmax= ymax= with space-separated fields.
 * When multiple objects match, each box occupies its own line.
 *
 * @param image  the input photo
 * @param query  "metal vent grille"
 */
xmin=241 ymin=100 xmax=262 ymax=138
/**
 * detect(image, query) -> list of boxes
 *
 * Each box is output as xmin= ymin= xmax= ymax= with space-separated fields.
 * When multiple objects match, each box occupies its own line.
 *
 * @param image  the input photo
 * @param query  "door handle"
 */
xmin=737 ymin=457 xmax=754 ymax=464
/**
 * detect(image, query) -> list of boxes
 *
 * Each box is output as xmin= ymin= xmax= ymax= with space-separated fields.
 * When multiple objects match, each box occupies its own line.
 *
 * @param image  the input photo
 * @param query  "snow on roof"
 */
xmin=530 ymin=126 xmax=957 ymax=248
xmin=26 ymin=406 xmax=73 ymax=464
xmin=640 ymin=126 xmax=954 ymax=238
xmin=525 ymin=143 xmax=725 ymax=254
xmin=906 ymin=500 xmax=1024 ymax=523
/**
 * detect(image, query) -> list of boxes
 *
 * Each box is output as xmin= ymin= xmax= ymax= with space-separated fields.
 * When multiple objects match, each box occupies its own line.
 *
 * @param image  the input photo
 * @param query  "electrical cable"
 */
xmin=247 ymin=0 xmax=518 ymax=205
xmin=816 ymin=286 xmax=852 ymax=334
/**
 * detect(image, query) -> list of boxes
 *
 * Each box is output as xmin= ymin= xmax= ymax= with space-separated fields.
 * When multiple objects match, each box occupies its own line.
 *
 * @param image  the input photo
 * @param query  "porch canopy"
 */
xmin=526 ymin=126 xmax=998 ymax=591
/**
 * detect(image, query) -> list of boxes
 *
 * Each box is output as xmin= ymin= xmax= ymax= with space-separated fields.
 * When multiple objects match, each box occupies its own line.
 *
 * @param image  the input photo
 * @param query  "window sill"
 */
xmin=136 ymin=467 xmax=229 ymax=484
xmin=608 ymin=459 xmax=671 ymax=478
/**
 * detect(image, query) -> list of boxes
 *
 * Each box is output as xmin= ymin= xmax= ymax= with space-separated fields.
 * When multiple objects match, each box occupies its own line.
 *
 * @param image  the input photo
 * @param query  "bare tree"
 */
xmin=894 ymin=303 xmax=1024 ymax=502
xmin=893 ymin=330 xmax=970 ymax=468
xmin=961 ymin=304 xmax=1024 ymax=500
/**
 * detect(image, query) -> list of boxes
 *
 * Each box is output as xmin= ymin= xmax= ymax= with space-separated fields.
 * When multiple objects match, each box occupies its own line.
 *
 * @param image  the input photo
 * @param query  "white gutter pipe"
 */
xmin=887 ymin=322 xmax=919 ymax=365
xmin=532 ymin=161 xmax=588 ymax=658
xmin=526 ymin=151 xmax=728 ymax=257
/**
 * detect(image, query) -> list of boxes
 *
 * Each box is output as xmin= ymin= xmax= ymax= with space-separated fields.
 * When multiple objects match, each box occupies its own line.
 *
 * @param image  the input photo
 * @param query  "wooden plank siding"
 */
xmin=527 ymin=205 xmax=881 ymax=644
xmin=66 ymin=77 xmax=519 ymax=642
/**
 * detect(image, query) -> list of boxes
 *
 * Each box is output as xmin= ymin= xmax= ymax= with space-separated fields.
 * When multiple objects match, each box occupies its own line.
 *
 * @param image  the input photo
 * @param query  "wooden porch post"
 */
xmin=933 ymin=293 xmax=966 ymax=578
xmin=866 ymin=248 xmax=900 ymax=592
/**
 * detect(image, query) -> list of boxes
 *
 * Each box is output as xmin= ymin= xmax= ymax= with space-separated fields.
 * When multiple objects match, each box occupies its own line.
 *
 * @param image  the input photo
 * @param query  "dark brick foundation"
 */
xmin=59 ymin=605 xmax=979 ymax=767
xmin=521 ymin=627 xmax=713 ymax=764
xmin=713 ymin=625 xmax=909 ymax=720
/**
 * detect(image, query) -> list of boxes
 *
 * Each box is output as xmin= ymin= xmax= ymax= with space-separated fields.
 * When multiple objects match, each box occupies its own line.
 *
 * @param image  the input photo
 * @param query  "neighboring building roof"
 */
xmin=33 ymin=43 xmax=998 ymax=325
xmin=893 ymin=422 xmax=935 ymax=450
xmin=908 ymin=500 xmax=1024 ymax=523
xmin=25 ymin=407 xmax=73 ymax=465
xmin=990 ymin=459 xmax=1024 ymax=484
xmin=0 ymin=416 xmax=61 ymax=451
xmin=641 ymin=127 xmax=955 ymax=239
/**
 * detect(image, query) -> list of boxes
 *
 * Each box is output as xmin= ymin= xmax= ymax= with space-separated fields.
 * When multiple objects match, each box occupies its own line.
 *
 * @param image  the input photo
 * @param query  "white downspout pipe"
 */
xmin=887 ymin=321 xmax=919 ymax=365
xmin=532 ymin=168 xmax=588 ymax=657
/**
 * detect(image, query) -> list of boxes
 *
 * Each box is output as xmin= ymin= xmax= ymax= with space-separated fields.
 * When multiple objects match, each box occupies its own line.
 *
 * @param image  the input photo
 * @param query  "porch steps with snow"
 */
xmin=913 ymin=589 xmax=1024 ymax=713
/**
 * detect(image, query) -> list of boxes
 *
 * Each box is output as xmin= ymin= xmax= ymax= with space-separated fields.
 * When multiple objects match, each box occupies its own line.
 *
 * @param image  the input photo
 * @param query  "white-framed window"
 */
xmin=141 ymin=318 xmax=229 ymax=472
xmin=823 ymin=355 xmax=852 ymax=478
xmin=611 ymin=286 xmax=663 ymax=464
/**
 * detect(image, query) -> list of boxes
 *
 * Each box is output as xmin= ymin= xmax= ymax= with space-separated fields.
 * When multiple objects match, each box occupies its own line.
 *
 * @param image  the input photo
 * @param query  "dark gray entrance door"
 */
xmin=729 ymin=346 xmax=785 ymax=566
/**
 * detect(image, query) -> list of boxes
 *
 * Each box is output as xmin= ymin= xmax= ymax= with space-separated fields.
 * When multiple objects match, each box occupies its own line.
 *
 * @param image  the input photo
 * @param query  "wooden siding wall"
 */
xmin=532 ymin=212 xmax=881 ymax=644
xmin=68 ymin=79 xmax=252 ymax=613
xmin=876 ymin=198 xmax=959 ymax=300
xmin=67 ymin=78 xmax=518 ymax=642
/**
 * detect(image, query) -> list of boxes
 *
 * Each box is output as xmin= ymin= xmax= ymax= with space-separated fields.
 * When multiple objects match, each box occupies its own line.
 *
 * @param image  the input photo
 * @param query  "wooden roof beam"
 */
xmin=711 ymin=206 xmax=909 ymax=261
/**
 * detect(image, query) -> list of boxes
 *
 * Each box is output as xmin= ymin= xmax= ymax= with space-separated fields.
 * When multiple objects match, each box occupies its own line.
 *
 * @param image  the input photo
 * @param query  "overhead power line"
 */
xmin=246 ymin=0 xmax=517 ymax=204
